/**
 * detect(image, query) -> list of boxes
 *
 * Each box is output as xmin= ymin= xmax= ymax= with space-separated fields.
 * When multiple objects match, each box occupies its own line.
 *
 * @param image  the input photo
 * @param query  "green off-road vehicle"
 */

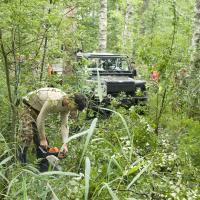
xmin=77 ymin=52 xmax=147 ymax=110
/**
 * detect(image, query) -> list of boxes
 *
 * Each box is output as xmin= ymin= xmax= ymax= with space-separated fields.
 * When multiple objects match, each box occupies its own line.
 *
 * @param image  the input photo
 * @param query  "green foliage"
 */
xmin=0 ymin=73 xmax=9 ymax=128
xmin=178 ymin=118 xmax=200 ymax=167
xmin=0 ymin=0 xmax=200 ymax=199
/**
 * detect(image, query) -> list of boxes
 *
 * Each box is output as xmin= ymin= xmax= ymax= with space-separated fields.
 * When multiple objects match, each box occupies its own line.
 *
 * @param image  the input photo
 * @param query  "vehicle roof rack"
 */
xmin=77 ymin=52 xmax=127 ymax=59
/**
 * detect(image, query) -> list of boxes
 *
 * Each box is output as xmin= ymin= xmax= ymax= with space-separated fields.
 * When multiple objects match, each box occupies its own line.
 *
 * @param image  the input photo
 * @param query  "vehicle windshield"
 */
xmin=87 ymin=57 xmax=129 ymax=70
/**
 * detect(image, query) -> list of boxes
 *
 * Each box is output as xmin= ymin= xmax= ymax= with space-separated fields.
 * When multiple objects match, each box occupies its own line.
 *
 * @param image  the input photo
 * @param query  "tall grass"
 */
xmin=22 ymin=177 xmax=28 ymax=200
xmin=107 ymin=155 xmax=123 ymax=181
xmin=101 ymin=183 xmax=119 ymax=200
xmin=97 ymin=68 xmax=103 ymax=102
xmin=100 ymin=107 xmax=134 ymax=161
xmin=47 ymin=182 xmax=59 ymax=200
xmin=126 ymin=161 xmax=151 ymax=189
xmin=0 ymin=155 xmax=13 ymax=166
xmin=79 ymin=118 xmax=98 ymax=169
xmin=84 ymin=157 xmax=91 ymax=200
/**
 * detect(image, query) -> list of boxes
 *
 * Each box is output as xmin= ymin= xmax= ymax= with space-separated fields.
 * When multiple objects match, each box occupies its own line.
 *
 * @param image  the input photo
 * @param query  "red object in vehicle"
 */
xmin=151 ymin=71 xmax=160 ymax=81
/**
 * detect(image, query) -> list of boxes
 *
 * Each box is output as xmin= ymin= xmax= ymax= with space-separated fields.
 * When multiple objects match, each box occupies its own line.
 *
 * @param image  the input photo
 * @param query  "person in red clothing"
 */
xmin=150 ymin=65 xmax=160 ymax=81
xmin=151 ymin=70 xmax=160 ymax=81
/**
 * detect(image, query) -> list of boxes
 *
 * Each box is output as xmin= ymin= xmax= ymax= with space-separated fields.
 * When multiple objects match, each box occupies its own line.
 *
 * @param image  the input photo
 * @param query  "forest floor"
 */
xmin=1 ymin=99 xmax=200 ymax=199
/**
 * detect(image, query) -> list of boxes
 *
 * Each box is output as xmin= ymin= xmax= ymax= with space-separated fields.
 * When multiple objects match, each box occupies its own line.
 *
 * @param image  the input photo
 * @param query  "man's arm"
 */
xmin=60 ymin=112 xmax=69 ymax=143
xmin=60 ymin=112 xmax=69 ymax=155
xmin=36 ymin=101 xmax=51 ymax=147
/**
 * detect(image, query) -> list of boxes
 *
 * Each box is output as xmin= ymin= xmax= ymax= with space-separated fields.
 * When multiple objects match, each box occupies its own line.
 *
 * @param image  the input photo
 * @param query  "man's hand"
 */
xmin=70 ymin=110 xmax=78 ymax=120
xmin=40 ymin=139 xmax=48 ymax=149
xmin=58 ymin=143 xmax=68 ymax=158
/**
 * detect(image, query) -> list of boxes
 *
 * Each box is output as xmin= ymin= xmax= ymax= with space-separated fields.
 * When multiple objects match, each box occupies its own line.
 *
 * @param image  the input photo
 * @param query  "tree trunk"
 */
xmin=0 ymin=29 xmax=13 ymax=110
xmin=40 ymin=0 xmax=53 ymax=81
xmin=0 ymin=29 xmax=17 ymax=137
xmin=62 ymin=6 xmax=78 ymax=83
xmin=99 ymin=0 xmax=107 ymax=52
xmin=122 ymin=0 xmax=133 ymax=50
xmin=140 ymin=0 xmax=149 ymax=34
xmin=40 ymin=34 xmax=48 ymax=81
xmin=192 ymin=0 xmax=200 ymax=70
xmin=189 ymin=0 xmax=200 ymax=119
xmin=123 ymin=0 xmax=133 ymax=46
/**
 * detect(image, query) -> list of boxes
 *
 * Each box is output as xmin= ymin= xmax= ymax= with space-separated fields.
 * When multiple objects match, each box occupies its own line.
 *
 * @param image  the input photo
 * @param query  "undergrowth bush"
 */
xmin=178 ymin=118 xmax=200 ymax=167
xmin=0 ymin=95 xmax=200 ymax=199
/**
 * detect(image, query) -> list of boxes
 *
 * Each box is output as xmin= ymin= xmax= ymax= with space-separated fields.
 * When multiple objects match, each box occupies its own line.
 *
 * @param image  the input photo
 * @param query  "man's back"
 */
xmin=23 ymin=88 xmax=67 ymax=112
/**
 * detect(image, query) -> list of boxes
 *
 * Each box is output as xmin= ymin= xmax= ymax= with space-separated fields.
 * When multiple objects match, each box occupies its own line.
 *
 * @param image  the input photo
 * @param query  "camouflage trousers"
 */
xmin=18 ymin=105 xmax=49 ymax=169
xmin=19 ymin=105 xmax=39 ymax=149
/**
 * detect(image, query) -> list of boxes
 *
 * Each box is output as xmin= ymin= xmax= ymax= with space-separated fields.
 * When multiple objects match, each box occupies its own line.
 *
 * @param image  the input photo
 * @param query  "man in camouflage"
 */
xmin=19 ymin=87 xmax=87 ymax=164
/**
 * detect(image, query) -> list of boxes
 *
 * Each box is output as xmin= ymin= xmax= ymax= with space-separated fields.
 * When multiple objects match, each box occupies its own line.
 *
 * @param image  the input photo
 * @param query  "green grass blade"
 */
xmin=39 ymin=171 xmax=80 ymax=177
xmin=112 ymin=157 xmax=123 ymax=174
xmin=0 ymin=172 xmax=9 ymax=183
xmin=26 ymin=165 xmax=40 ymax=174
xmin=21 ymin=170 xmax=37 ymax=178
xmin=100 ymin=108 xmax=131 ymax=139
xmin=107 ymin=158 xmax=113 ymax=180
xmin=0 ymin=132 xmax=7 ymax=144
xmin=107 ymin=156 xmax=123 ymax=178
xmin=7 ymin=172 xmax=23 ymax=196
xmin=104 ymin=183 xmax=119 ymax=200
xmin=47 ymin=183 xmax=59 ymax=200
xmin=0 ymin=156 xmax=13 ymax=166
xmin=85 ymin=157 xmax=91 ymax=200
xmin=79 ymin=118 xmax=98 ymax=168
xmin=63 ymin=130 xmax=89 ymax=144
xmin=97 ymin=68 xmax=103 ymax=102
xmin=126 ymin=158 xmax=144 ymax=176
xmin=100 ymin=107 xmax=133 ymax=160
xmin=22 ymin=177 xmax=28 ymax=200
xmin=126 ymin=161 xmax=151 ymax=189
xmin=98 ymin=138 xmax=118 ymax=152
xmin=127 ymin=163 xmax=143 ymax=176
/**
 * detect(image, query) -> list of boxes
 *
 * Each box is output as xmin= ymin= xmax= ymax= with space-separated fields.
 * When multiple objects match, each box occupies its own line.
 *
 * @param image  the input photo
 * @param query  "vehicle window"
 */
xmin=121 ymin=59 xmax=129 ymax=70
xmin=87 ymin=58 xmax=99 ymax=68
xmin=105 ymin=58 xmax=128 ymax=70
xmin=86 ymin=57 xmax=129 ymax=70
xmin=86 ymin=58 xmax=104 ymax=69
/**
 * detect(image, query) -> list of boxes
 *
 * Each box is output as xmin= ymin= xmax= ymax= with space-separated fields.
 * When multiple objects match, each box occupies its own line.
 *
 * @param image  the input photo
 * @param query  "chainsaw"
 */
xmin=37 ymin=146 xmax=65 ymax=172
xmin=37 ymin=146 xmax=66 ymax=159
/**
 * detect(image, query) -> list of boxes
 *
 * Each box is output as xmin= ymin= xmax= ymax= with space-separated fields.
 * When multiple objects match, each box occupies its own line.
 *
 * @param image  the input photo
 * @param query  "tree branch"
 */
xmin=0 ymin=29 xmax=13 ymax=108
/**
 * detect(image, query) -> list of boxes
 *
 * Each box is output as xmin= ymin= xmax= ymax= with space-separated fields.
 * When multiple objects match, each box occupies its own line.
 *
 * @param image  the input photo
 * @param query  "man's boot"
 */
xmin=33 ymin=133 xmax=49 ymax=172
xmin=18 ymin=146 xmax=28 ymax=163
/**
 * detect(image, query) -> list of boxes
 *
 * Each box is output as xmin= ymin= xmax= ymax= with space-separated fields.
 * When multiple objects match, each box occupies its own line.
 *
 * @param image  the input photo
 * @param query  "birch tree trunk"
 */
xmin=99 ymin=0 xmax=107 ymax=52
xmin=63 ymin=6 xmax=77 ymax=81
xmin=189 ymin=0 xmax=200 ymax=119
xmin=122 ymin=0 xmax=133 ymax=49
xmin=191 ymin=0 xmax=200 ymax=70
